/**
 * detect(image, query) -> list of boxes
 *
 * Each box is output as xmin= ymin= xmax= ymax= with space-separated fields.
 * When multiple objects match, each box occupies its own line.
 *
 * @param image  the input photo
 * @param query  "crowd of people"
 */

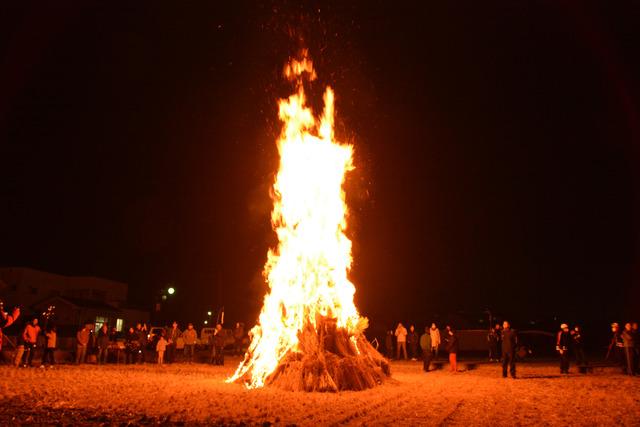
xmin=2 ymin=301 xmax=638 ymax=377
xmin=386 ymin=320 xmax=640 ymax=377
xmin=0 ymin=307 xmax=248 ymax=368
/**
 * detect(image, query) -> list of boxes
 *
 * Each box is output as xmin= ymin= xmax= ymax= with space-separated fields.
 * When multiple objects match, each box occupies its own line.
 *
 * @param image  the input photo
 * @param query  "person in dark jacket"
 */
xmin=165 ymin=321 xmax=181 ymax=364
xmin=607 ymin=323 xmax=624 ymax=366
xmin=212 ymin=324 xmax=225 ymax=365
xmin=488 ymin=325 xmax=500 ymax=362
xmin=136 ymin=323 xmax=148 ymax=363
xmin=419 ymin=326 xmax=432 ymax=372
xmin=621 ymin=323 xmax=636 ymax=376
xmin=407 ymin=325 xmax=419 ymax=361
xmin=445 ymin=328 xmax=458 ymax=372
xmin=556 ymin=323 xmax=571 ymax=374
xmin=571 ymin=325 xmax=587 ymax=367
xmin=124 ymin=327 xmax=140 ymax=364
xmin=96 ymin=324 xmax=110 ymax=364
xmin=501 ymin=321 xmax=517 ymax=378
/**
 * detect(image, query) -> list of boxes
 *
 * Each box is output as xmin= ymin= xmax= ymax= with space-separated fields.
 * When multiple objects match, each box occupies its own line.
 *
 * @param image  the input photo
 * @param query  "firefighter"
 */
xmin=556 ymin=323 xmax=571 ymax=374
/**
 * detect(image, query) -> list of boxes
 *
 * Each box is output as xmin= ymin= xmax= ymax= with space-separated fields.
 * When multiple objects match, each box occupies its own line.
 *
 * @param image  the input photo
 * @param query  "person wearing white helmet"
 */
xmin=556 ymin=323 xmax=571 ymax=374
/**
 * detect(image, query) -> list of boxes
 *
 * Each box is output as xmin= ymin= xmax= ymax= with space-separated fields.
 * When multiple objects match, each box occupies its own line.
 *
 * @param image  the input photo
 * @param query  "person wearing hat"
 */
xmin=556 ymin=323 xmax=571 ymax=374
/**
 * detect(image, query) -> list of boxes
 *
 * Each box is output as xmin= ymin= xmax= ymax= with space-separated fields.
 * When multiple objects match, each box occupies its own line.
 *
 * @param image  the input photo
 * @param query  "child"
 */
xmin=156 ymin=332 xmax=167 ymax=365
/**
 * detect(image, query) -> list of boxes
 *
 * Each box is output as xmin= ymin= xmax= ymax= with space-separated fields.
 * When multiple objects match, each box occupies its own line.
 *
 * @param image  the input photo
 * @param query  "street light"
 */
xmin=207 ymin=311 xmax=212 ymax=316
xmin=167 ymin=287 xmax=175 ymax=295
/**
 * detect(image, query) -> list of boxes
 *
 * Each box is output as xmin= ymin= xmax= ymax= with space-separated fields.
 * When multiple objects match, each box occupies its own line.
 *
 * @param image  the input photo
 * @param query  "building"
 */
xmin=0 ymin=267 xmax=148 ymax=335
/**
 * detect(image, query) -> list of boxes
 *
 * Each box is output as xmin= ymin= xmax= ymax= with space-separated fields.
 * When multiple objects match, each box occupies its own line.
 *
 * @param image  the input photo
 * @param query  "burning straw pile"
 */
xmin=262 ymin=318 xmax=389 ymax=392
xmin=227 ymin=51 xmax=390 ymax=392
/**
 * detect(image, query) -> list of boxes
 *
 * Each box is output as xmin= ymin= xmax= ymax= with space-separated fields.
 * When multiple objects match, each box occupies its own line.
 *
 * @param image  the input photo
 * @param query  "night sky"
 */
xmin=1 ymin=2 xmax=639 ymax=332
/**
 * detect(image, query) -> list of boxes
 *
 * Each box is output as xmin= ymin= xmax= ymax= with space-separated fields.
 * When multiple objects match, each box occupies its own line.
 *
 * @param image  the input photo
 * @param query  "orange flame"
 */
xmin=228 ymin=51 xmax=361 ymax=388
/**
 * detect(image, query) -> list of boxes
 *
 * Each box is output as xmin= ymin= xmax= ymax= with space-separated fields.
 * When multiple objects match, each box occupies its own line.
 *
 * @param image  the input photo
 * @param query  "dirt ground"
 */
xmin=1 ymin=358 xmax=639 ymax=426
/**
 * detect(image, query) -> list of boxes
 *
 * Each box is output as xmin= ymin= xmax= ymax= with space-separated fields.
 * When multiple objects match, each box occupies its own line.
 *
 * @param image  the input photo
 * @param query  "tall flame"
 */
xmin=228 ymin=51 xmax=362 ymax=388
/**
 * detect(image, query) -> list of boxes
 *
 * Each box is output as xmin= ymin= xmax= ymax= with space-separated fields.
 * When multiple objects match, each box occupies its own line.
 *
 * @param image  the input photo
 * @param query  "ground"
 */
xmin=1 ymin=358 xmax=639 ymax=426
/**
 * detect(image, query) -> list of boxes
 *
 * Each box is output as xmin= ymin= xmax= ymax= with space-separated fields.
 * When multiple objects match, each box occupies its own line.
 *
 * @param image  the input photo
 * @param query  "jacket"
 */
xmin=622 ymin=330 xmax=635 ymax=348
xmin=429 ymin=328 xmax=441 ymax=348
xmin=556 ymin=331 xmax=571 ymax=351
xmin=0 ymin=307 xmax=20 ymax=351
xmin=445 ymin=333 xmax=459 ymax=354
xmin=45 ymin=331 xmax=57 ymax=348
xmin=395 ymin=326 xmax=408 ymax=343
xmin=419 ymin=333 xmax=432 ymax=351
xmin=23 ymin=324 xmax=41 ymax=344
xmin=77 ymin=329 xmax=90 ymax=346
xmin=407 ymin=331 xmax=418 ymax=346
xmin=156 ymin=337 xmax=167 ymax=352
xmin=97 ymin=329 xmax=110 ymax=348
xmin=166 ymin=327 xmax=182 ymax=344
xmin=183 ymin=328 xmax=198 ymax=345
xmin=501 ymin=328 xmax=518 ymax=354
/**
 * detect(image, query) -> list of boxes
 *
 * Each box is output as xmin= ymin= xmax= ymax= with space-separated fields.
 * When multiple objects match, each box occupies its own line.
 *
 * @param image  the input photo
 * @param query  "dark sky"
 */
xmin=1 ymin=1 xmax=639 ymax=330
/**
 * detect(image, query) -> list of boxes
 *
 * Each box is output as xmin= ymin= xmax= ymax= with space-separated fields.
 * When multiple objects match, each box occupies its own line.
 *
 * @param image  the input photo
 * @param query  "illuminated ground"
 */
xmin=1 ymin=358 xmax=638 ymax=425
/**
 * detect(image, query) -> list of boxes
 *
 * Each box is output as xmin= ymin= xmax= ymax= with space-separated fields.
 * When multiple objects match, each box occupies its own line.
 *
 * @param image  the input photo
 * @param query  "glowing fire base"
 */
xmin=250 ymin=319 xmax=389 ymax=392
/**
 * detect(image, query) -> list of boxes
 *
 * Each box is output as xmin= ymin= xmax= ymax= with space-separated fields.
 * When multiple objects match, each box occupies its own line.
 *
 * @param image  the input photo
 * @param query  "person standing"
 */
xmin=385 ymin=330 xmax=394 ymax=359
xmin=607 ymin=323 xmax=624 ymax=366
xmin=212 ymin=324 xmax=225 ymax=365
xmin=233 ymin=323 xmax=244 ymax=356
xmin=166 ymin=321 xmax=181 ymax=363
xmin=621 ymin=323 xmax=636 ymax=376
xmin=446 ymin=328 xmax=459 ymax=372
xmin=407 ymin=325 xmax=419 ymax=361
xmin=501 ymin=321 xmax=517 ymax=378
xmin=75 ymin=324 xmax=90 ymax=364
xmin=183 ymin=323 xmax=197 ymax=363
xmin=135 ymin=323 xmax=148 ymax=363
xmin=96 ymin=324 xmax=110 ymax=364
xmin=571 ymin=325 xmax=587 ymax=367
xmin=419 ymin=326 xmax=432 ymax=372
xmin=632 ymin=322 xmax=639 ymax=374
xmin=556 ymin=323 xmax=571 ymax=374
xmin=429 ymin=323 xmax=441 ymax=360
xmin=395 ymin=323 xmax=408 ymax=360
xmin=494 ymin=323 xmax=503 ymax=361
xmin=22 ymin=318 xmax=41 ymax=367
xmin=124 ymin=327 xmax=139 ymax=364
xmin=42 ymin=325 xmax=57 ymax=367
xmin=0 ymin=304 xmax=20 ymax=354
xmin=487 ymin=326 xmax=499 ymax=362
xmin=156 ymin=331 xmax=167 ymax=365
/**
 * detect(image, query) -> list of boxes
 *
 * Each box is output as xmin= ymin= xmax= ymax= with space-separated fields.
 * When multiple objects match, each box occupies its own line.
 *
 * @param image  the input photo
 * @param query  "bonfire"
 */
xmin=227 ymin=51 xmax=390 ymax=392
